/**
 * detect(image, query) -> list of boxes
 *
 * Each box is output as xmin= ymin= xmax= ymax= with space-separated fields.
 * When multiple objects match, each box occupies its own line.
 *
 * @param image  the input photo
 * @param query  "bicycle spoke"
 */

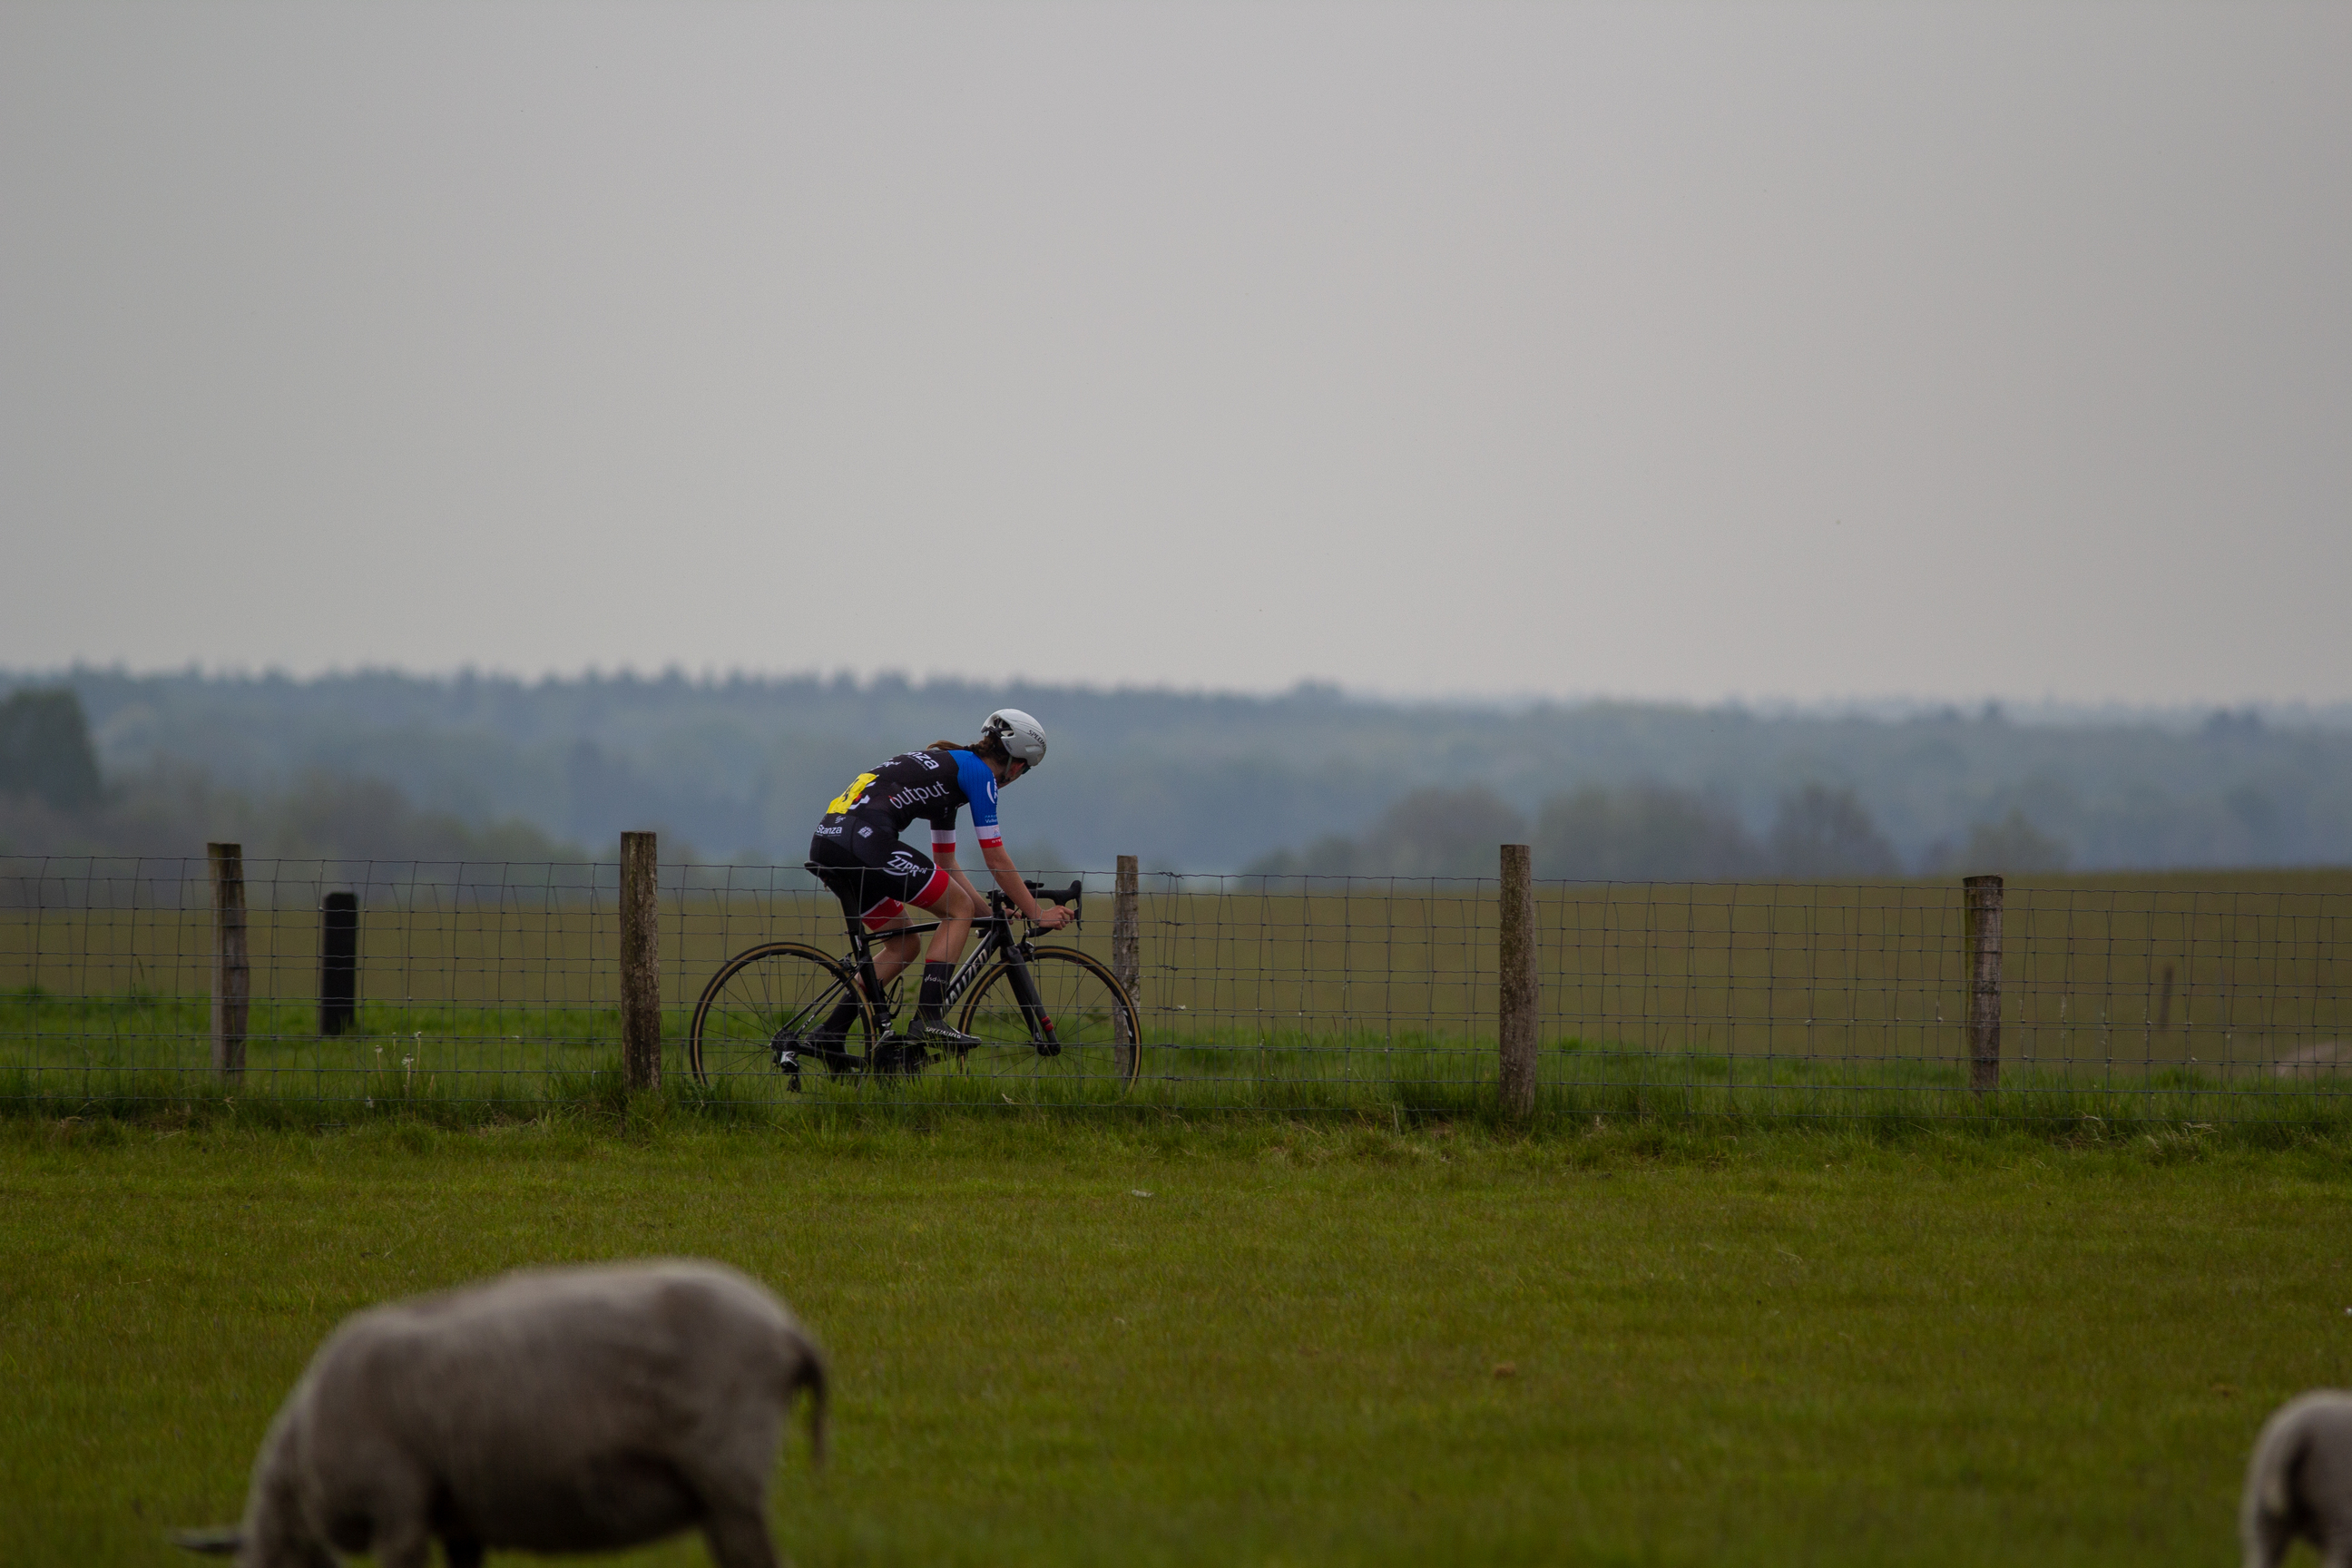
xmin=689 ymin=944 xmax=874 ymax=1097
xmin=956 ymin=948 xmax=1139 ymax=1092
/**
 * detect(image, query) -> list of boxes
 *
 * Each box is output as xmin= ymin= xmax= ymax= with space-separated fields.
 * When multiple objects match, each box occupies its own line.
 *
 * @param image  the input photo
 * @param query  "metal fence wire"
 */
xmin=5 ymin=855 xmax=2350 ymax=1122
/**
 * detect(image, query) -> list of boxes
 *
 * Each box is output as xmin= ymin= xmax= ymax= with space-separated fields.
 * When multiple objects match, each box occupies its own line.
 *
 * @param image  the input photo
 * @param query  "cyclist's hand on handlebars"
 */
xmin=1031 ymin=906 xmax=1074 ymax=931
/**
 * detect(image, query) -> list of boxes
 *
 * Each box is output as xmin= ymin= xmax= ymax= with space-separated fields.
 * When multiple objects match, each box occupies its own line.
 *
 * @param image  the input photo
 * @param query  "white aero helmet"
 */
xmin=985 ymin=708 xmax=1048 ymax=769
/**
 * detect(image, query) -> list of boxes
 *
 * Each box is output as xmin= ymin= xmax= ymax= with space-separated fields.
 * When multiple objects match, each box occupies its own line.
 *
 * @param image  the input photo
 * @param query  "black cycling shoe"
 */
xmin=906 ymin=1014 xmax=983 ymax=1055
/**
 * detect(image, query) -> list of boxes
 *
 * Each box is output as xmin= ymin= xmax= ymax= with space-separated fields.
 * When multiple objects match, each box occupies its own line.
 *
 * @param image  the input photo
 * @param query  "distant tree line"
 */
xmin=0 ymin=689 xmax=583 ymax=862
xmin=17 ymin=668 xmax=2333 ymax=872
xmin=0 ymin=681 xmax=2081 ymax=877
xmin=1243 ymin=781 xmax=2068 ymax=880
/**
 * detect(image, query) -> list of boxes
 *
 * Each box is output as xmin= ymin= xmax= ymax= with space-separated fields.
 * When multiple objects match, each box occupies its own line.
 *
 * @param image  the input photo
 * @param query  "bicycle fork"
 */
xmin=1000 ymin=953 xmax=1062 ymax=1058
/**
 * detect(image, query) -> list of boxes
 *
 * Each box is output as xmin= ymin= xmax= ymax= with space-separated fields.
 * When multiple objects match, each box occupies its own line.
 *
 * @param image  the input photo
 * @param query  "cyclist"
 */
xmin=804 ymin=708 xmax=1073 ymax=1059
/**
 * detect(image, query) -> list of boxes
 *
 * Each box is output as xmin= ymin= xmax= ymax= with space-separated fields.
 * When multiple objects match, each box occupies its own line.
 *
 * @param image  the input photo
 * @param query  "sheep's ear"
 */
xmin=792 ymin=1334 xmax=830 ymax=1471
xmin=169 ymin=1526 xmax=244 ymax=1554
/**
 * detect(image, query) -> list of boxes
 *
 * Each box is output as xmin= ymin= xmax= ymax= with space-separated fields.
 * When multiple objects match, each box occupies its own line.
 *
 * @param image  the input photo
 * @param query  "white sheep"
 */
xmin=178 ymin=1259 xmax=826 ymax=1568
xmin=2243 ymin=1390 xmax=2352 ymax=1568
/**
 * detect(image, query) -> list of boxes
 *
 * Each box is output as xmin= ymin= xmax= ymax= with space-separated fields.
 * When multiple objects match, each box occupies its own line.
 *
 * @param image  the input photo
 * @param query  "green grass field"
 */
xmin=10 ymin=983 xmax=2352 ymax=1140
xmin=7 ymin=1112 xmax=2351 ymax=1566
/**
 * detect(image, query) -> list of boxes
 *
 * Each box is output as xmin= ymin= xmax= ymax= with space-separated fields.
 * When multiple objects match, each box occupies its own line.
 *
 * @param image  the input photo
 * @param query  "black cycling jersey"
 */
xmin=813 ymin=750 xmax=1003 ymax=850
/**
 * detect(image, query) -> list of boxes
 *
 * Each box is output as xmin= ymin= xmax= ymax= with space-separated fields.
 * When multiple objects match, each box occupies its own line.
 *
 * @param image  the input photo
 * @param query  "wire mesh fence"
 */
xmin=5 ymin=853 xmax=2350 ymax=1123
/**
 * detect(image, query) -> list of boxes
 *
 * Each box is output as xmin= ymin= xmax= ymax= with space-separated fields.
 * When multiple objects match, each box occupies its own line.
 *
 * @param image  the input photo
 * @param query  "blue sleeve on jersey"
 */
xmin=953 ymin=750 xmax=1001 ymax=832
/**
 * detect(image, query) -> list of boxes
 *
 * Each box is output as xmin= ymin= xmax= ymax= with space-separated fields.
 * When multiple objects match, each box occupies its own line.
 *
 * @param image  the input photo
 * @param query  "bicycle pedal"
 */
xmin=869 ymin=1036 xmax=933 ymax=1075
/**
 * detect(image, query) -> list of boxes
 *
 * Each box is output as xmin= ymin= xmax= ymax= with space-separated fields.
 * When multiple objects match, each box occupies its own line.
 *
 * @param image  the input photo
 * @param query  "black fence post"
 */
xmin=1965 ymin=874 xmax=2004 ymax=1093
xmin=318 ymin=891 xmax=358 ymax=1036
xmin=208 ymin=843 xmax=249 ymax=1083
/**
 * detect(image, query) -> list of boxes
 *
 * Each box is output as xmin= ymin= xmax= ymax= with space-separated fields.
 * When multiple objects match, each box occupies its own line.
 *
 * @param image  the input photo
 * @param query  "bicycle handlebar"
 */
xmin=989 ymin=879 xmax=1083 ymax=916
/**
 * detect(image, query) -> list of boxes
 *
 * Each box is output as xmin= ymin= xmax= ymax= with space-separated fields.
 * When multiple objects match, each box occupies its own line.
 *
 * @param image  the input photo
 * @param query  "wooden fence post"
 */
xmin=620 ymin=831 xmax=661 ymax=1093
xmin=1965 ymin=874 xmax=2004 ymax=1093
xmin=1498 ymin=843 xmax=1538 ymax=1121
xmin=1112 ymin=855 xmax=1140 ymax=1068
xmin=208 ymin=842 xmax=249 ymax=1083
xmin=318 ymin=891 xmax=358 ymax=1037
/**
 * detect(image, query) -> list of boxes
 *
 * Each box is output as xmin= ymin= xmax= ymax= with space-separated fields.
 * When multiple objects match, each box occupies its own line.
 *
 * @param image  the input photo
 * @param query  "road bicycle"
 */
xmin=687 ymin=874 xmax=1140 ymax=1093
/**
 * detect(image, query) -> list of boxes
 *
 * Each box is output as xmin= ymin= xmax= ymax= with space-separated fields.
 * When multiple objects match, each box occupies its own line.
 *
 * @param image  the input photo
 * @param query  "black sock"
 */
xmin=916 ymin=960 xmax=953 ymax=1020
xmin=814 ymin=997 xmax=863 ymax=1039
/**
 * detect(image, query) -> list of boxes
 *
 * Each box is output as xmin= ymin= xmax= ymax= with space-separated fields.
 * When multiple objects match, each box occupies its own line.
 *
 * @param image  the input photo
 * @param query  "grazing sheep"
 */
xmin=178 ymin=1260 xmax=826 ymax=1568
xmin=2243 ymin=1390 xmax=2352 ymax=1568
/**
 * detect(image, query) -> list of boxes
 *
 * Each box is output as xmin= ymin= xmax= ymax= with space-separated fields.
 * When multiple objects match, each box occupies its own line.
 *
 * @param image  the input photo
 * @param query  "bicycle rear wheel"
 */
xmin=955 ymin=947 xmax=1140 ymax=1093
xmin=688 ymin=942 xmax=875 ymax=1094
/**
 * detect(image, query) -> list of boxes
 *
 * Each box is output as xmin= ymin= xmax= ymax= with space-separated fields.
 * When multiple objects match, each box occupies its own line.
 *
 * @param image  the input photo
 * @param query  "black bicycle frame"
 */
xmin=837 ymin=878 xmax=1082 ymax=1041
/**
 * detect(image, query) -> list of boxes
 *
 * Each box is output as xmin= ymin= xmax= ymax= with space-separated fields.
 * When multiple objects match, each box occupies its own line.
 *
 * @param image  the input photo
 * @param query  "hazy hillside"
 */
xmin=5 ymin=670 xmax=2350 ymax=873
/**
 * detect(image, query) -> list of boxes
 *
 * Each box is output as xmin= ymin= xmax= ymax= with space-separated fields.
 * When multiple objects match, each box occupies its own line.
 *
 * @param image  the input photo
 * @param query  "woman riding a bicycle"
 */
xmin=687 ymin=706 xmax=1138 ymax=1091
xmin=803 ymin=708 xmax=1073 ymax=1053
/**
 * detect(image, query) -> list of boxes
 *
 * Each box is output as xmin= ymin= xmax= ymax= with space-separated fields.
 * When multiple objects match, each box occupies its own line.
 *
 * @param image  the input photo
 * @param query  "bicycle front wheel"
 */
xmin=688 ymin=942 xmax=875 ymax=1094
xmin=955 ymin=946 xmax=1141 ymax=1093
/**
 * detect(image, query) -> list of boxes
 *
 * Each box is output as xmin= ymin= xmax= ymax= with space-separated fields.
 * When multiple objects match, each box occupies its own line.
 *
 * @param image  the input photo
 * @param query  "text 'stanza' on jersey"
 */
xmin=820 ymin=750 xmax=1001 ymax=853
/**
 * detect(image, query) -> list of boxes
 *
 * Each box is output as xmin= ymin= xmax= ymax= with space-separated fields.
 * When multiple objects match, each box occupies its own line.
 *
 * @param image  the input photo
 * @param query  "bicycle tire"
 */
xmin=688 ymin=941 xmax=877 ymax=1093
xmin=955 ymin=946 xmax=1141 ymax=1092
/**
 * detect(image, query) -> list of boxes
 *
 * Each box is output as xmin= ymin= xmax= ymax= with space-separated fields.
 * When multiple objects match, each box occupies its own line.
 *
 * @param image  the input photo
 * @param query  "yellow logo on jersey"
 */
xmin=827 ymin=771 xmax=878 ymax=816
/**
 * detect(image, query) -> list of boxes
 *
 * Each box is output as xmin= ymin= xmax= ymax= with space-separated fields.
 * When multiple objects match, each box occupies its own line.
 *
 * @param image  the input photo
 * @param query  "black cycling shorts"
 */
xmin=808 ymin=821 xmax=949 ymax=931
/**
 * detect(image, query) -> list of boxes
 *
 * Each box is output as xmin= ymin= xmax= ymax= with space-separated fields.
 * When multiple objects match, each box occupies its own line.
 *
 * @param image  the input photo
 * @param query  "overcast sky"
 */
xmin=4 ymin=2 xmax=2346 ymax=704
